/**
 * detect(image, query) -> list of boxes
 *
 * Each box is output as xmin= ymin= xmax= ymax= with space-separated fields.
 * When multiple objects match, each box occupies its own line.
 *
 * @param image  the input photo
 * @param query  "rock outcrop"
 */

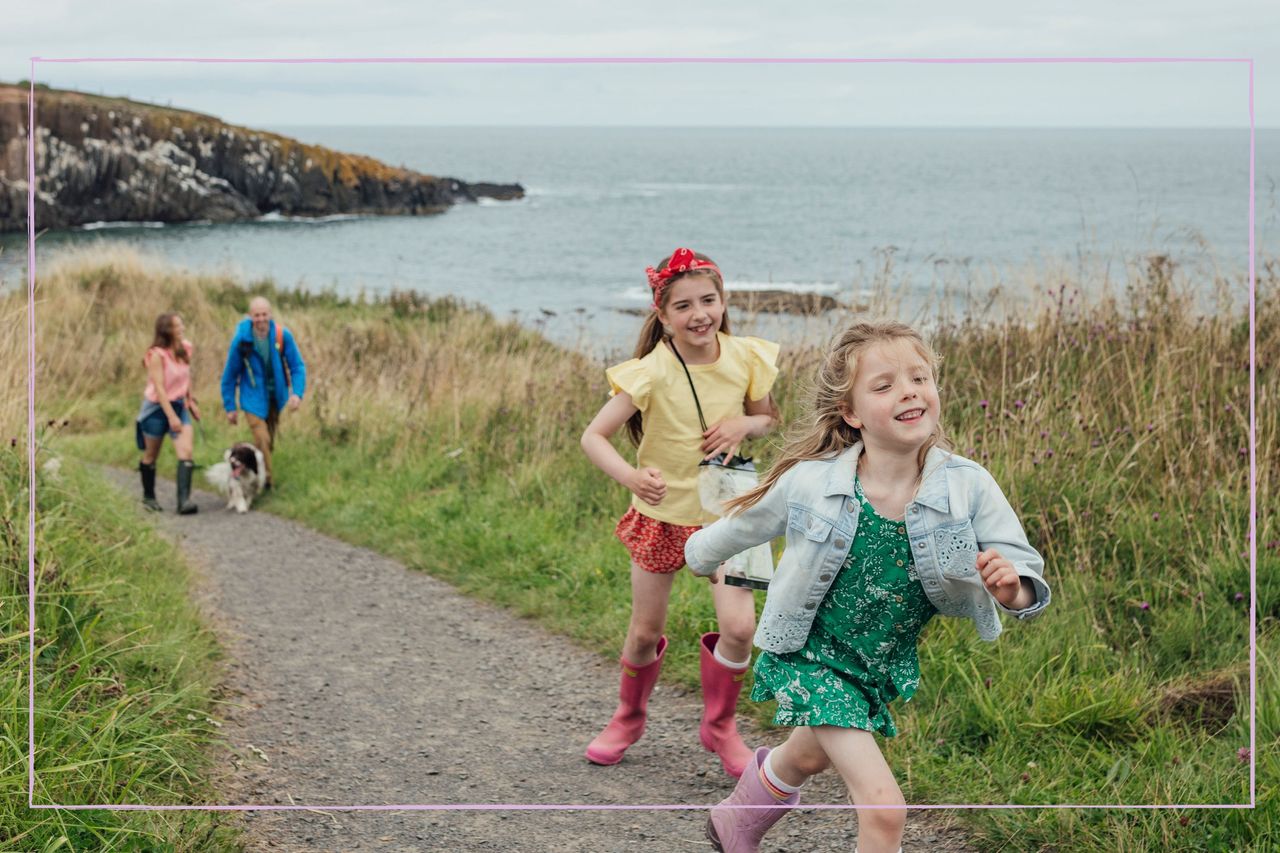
xmin=0 ymin=84 xmax=523 ymax=232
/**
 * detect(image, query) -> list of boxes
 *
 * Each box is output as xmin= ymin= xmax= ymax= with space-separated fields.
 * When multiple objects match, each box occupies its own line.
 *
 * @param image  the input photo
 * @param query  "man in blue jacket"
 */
xmin=220 ymin=297 xmax=307 ymax=490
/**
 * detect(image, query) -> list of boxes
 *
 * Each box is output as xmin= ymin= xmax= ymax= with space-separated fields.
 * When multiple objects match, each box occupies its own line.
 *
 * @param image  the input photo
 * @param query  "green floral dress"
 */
xmin=751 ymin=477 xmax=938 ymax=736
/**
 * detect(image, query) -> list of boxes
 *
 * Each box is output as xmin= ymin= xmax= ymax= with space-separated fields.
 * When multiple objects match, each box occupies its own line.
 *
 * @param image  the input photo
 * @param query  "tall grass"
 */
xmin=11 ymin=244 xmax=1277 ymax=851
xmin=0 ymin=440 xmax=241 ymax=848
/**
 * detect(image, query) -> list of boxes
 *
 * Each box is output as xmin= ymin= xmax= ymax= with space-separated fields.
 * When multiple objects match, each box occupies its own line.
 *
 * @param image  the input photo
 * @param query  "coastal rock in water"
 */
xmin=0 ymin=84 xmax=524 ymax=233
xmin=732 ymin=289 xmax=843 ymax=314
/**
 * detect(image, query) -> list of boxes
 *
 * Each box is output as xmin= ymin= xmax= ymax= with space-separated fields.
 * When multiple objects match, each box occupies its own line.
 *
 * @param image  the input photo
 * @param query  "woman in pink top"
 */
xmin=135 ymin=313 xmax=201 ymax=513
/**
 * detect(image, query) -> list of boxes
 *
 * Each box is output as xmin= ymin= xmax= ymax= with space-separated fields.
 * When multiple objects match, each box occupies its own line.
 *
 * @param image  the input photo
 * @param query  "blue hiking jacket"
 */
xmin=220 ymin=318 xmax=307 ymax=419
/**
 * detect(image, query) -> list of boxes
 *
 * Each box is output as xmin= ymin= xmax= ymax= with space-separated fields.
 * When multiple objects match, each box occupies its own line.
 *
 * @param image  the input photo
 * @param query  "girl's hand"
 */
xmin=168 ymin=415 xmax=183 ymax=434
xmin=977 ymin=548 xmax=1022 ymax=607
xmin=702 ymin=416 xmax=755 ymax=461
xmin=188 ymin=399 xmax=202 ymax=421
xmin=627 ymin=467 xmax=667 ymax=506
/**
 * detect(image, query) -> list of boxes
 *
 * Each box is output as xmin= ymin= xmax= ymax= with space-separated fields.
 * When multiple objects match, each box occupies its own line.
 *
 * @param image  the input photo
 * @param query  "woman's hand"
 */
xmin=701 ymin=415 xmax=756 ymax=461
xmin=977 ymin=548 xmax=1030 ymax=608
xmin=168 ymin=414 xmax=183 ymax=434
xmin=626 ymin=467 xmax=667 ymax=506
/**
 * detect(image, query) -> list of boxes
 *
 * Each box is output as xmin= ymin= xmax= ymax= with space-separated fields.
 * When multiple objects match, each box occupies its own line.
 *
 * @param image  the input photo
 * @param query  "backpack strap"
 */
xmin=275 ymin=323 xmax=293 ymax=394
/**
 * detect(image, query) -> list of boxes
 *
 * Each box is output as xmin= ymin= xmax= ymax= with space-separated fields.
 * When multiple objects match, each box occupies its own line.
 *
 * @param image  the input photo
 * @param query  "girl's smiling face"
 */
xmin=658 ymin=273 xmax=724 ymax=351
xmin=842 ymin=338 xmax=940 ymax=453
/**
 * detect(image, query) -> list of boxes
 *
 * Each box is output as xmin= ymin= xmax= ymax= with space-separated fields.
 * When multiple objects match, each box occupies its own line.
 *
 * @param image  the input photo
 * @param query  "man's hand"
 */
xmin=227 ymin=411 xmax=238 ymax=426
xmin=288 ymin=394 xmax=302 ymax=413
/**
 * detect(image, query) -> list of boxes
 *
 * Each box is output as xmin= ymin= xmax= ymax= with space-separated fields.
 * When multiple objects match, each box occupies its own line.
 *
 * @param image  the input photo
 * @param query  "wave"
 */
xmin=78 ymin=220 xmax=166 ymax=231
xmin=256 ymin=212 xmax=367 ymax=223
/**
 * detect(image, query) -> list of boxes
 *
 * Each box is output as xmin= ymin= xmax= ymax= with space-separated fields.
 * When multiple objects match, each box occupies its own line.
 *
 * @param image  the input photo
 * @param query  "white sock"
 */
xmin=713 ymin=641 xmax=750 ymax=671
xmin=761 ymin=749 xmax=803 ymax=794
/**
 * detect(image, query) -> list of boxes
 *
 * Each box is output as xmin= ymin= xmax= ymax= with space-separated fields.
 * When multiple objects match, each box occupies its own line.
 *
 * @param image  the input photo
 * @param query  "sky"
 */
xmin=2 ymin=0 xmax=1276 ymax=129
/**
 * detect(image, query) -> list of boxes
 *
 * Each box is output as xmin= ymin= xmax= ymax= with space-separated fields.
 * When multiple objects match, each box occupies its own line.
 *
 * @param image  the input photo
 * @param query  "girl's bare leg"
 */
xmin=812 ymin=726 xmax=906 ymax=853
xmin=709 ymin=566 xmax=755 ymax=661
xmin=621 ymin=562 xmax=675 ymax=665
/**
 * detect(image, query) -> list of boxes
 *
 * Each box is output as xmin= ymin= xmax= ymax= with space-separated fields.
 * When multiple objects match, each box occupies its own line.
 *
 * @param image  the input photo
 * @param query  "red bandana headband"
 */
xmin=645 ymin=247 xmax=722 ymax=311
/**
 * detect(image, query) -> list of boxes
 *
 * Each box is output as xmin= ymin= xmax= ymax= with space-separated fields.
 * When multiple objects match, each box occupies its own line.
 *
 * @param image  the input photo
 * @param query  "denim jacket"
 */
xmin=685 ymin=443 xmax=1051 ymax=653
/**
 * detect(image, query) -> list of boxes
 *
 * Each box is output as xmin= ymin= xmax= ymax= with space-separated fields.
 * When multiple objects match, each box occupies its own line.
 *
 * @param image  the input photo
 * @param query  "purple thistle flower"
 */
xmin=1238 ymin=747 xmax=1251 ymax=763
xmin=1139 ymin=601 xmax=1151 ymax=611
xmin=1153 ymin=513 xmax=1160 ymax=521
xmin=1235 ymin=592 xmax=1245 ymax=602
xmin=1014 ymin=399 xmax=1025 ymax=409
xmin=979 ymin=400 xmax=989 ymax=409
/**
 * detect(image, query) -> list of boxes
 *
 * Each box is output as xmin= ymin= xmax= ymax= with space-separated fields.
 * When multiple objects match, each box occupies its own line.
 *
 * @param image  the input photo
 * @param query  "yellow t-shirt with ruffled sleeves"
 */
xmin=605 ymin=332 xmax=780 ymax=526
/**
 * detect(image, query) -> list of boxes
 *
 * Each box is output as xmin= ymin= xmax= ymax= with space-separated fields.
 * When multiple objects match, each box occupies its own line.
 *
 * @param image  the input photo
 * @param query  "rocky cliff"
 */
xmin=0 ymin=84 xmax=523 ymax=233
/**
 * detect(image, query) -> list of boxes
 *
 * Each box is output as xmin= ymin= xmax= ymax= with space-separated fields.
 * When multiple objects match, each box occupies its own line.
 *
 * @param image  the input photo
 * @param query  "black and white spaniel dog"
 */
xmin=204 ymin=443 xmax=266 ymax=513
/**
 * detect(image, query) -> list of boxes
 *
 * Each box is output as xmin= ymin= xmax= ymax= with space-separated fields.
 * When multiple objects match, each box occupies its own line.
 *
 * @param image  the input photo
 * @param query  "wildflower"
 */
xmin=1179 ymin=816 xmax=1190 ymax=826
xmin=1045 ymin=449 xmax=1054 ymax=458
xmin=1153 ymin=512 xmax=1160 ymax=521
xmin=1171 ymin=756 xmax=1181 ymax=765
xmin=1139 ymin=601 xmax=1151 ymax=611
xmin=1040 ymin=430 xmax=1049 ymax=438
xmin=1091 ymin=439 xmax=1101 ymax=447
xmin=1225 ymin=404 xmax=1233 ymax=412
xmin=1238 ymin=747 xmax=1251 ymax=763
xmin=1146 ymin=423 xmax=1155 ymax=431
xmin=935 ymin=738 xmax=946 ymax=747
xmin=979 ymin=400 xmax=988 ymax=409
xmin=1020 ymin=772 xmax=1031 ymax=783
xmin=1239 ymin=448 xmax=1248 ymax=457
xmin=8 ymin=437 xmax=14 ymax=448
xmin=983 ymin=677 xmax=993 ymax=688
xmin=1014 ymin=399 xmax=1025 ymax=409
xmin=1235 ymin=592 xmax=1245 ymax=602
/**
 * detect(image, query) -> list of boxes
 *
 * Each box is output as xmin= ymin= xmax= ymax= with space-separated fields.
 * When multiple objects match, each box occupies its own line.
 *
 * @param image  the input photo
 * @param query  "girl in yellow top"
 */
xmin=581 ymin=248 xmax=781 ymax=778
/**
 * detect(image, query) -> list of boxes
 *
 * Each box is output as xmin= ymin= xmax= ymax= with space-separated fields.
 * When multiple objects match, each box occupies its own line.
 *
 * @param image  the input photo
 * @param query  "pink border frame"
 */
xmin=24 ymin=55 xmax=1257 ymax=814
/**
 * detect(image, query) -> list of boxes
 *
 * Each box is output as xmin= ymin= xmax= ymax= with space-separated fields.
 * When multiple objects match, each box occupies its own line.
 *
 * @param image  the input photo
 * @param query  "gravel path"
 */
xmin=103 ymin=468 xmax=977 ymax=852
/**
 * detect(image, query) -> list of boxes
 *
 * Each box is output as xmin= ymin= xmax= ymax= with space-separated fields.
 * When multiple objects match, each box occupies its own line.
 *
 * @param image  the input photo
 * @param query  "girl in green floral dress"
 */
xmin=684 ymin=321 xmax=1050 ymax=853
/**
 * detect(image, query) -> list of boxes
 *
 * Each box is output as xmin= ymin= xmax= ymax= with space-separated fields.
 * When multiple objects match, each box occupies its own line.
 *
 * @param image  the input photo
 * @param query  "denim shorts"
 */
xmin=138 ymin=399 xmax=190 ymax=439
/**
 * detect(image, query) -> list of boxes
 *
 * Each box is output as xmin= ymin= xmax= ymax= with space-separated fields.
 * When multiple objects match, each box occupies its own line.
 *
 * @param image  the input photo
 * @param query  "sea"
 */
xmin=2 ymin=127 xmax=1271 ymax=354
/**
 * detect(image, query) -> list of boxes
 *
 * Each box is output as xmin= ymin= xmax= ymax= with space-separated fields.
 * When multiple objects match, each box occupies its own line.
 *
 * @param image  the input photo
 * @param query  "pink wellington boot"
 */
xmin=586 ymin=636 xmax=667 ymax=765
xmin=699 ymin=632 xmax=755 ymax=778
xmin=707 ymin=747 xmax=799 ymax=852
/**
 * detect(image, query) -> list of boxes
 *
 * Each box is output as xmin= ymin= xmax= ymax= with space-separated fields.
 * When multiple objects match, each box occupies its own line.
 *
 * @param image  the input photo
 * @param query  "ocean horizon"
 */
xmin=6 ymin=126 xmax=1272 ymax=352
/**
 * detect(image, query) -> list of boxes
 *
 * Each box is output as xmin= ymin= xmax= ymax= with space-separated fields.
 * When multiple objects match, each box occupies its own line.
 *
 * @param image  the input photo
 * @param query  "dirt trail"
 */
xmin=104 ymin=468 xmax=976 ymax=852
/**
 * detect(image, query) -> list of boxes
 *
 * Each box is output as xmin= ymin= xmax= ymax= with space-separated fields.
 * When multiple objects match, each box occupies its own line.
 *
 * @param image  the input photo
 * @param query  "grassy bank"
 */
xmin=0 ymin=436 xmax=240 ymax=848
xmin=15 ymin=245 xmax=1277 ymax=850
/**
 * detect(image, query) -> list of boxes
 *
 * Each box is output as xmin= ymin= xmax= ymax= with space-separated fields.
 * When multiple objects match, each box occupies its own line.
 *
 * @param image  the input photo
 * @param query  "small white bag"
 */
xmin=698 ymin=456 xmax=775 ymax=590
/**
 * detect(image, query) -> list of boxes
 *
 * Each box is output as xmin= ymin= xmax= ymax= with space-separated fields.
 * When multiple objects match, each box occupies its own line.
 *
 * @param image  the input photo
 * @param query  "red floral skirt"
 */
xmin=614 ymin=506 xmax=702 ymax=574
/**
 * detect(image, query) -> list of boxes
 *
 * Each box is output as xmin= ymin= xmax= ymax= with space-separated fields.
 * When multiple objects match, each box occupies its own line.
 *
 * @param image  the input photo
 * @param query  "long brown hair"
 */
xmin=625 ymin=251 xmax=732 ymax=445
xmin=724 ymin=321 xmax=949 ymax=513
xmin=150 ymin=313 xmax=189 ymax=363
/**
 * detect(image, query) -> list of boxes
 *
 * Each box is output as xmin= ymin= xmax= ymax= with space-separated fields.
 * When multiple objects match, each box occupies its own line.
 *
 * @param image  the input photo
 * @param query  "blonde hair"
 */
xmin=725 ymin=321 xmax=949 ymax=513
xmin=625 ymin=251 xmax=732 ymax=445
